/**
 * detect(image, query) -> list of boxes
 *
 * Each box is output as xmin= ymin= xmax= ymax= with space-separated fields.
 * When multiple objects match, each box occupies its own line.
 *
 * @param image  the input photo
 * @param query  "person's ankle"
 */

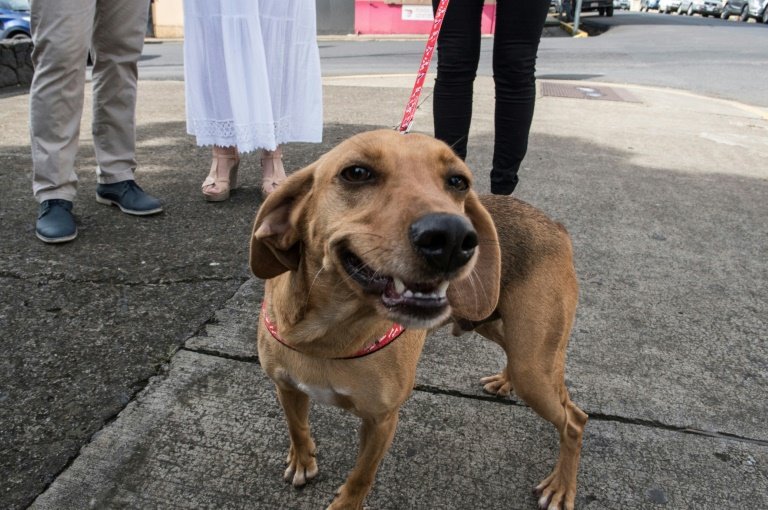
xmin=213 ymin=145 xmax=238 ymax=156
xmin=490 ymin=181 xmax=516 ymax=195
xmin=262 ymin=146 xmax=282 ymax=160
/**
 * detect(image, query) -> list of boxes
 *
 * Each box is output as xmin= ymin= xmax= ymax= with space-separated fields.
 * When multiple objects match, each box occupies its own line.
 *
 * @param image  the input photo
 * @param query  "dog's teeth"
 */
xmin=404 ymin=290 xmax=414 ymax=298
xmin=437 ymin=281 xmax=449 ymax=297
xmin=394 ymin=278 xmax=406 ymax=294
xmin=414 ymin=291 xmax=425 ymax=298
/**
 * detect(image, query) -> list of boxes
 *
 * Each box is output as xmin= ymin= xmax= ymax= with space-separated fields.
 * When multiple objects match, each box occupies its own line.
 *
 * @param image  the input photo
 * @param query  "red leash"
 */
xmin=398 ymin=0 xmax=450 ymax=133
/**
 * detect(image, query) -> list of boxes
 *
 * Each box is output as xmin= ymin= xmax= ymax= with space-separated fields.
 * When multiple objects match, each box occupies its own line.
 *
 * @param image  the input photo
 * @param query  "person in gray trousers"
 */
xmin=29 ymin=0 xmax=163 ymax=244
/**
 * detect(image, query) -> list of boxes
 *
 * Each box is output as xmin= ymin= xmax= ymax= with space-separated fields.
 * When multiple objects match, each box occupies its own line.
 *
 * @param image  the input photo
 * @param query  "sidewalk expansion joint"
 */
xmin=180 ymin=346 xmax=260 ymax=364
xmin=588 ymin=412 xmax=768 ymax=447
xmin=0 ymin=273 xmax=247 ymax=286
xmin=414 ymin=384 xmax=768 ymax=447
xmin=415 ymin=383 xmax=528 ymax=407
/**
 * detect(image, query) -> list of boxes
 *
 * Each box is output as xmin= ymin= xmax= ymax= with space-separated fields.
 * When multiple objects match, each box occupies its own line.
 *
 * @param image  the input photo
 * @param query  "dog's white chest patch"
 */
xmin=296 ymin=382 xmax=350 ymax=406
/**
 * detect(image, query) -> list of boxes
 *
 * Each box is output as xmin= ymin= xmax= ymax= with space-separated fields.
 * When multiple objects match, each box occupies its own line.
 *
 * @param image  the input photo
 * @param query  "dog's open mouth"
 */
xmin=340 ymin=248 xmax=449 ymax=321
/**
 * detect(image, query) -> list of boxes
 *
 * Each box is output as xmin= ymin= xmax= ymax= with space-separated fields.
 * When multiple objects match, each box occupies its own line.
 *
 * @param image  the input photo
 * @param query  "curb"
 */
xmin=559 ymin=20 xmax=589 ymax=37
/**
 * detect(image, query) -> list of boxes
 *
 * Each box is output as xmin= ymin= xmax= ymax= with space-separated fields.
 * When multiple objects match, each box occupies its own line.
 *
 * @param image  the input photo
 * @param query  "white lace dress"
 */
xmin=183 ymin=0 xmax=322 ymax=153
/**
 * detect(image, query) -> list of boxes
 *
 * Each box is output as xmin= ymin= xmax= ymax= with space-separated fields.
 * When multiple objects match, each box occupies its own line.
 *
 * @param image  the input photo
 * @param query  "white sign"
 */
xmin=401 ymin=5 xmax=434 ymax=21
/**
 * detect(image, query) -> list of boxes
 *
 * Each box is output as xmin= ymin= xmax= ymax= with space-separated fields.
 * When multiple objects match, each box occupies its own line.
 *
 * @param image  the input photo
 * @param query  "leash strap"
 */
xmin=398 ymin=0 xmax=450 ymax=134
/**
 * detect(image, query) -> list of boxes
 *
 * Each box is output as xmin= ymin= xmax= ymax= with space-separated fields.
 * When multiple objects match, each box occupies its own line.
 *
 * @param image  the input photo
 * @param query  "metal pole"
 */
xmin=574 ymin=0 xmax=583 ymax=36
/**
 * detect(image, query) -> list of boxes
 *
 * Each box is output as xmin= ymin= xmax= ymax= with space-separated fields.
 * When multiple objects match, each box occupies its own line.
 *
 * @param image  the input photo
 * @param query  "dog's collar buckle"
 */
xmin=261 ymin=301 xmax=406 ymax=360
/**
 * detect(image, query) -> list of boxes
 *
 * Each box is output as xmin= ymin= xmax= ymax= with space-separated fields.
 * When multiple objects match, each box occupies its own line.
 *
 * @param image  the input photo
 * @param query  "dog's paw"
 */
xmin=534 ymin=471 xmax=575 ymax=510
xmin=326 ymin=484 xmax=365 ymax=510
xmin=283 ymin=443 xmax=318 ymax=487
xmin=480 ymin=372 xmax=513 ymax=397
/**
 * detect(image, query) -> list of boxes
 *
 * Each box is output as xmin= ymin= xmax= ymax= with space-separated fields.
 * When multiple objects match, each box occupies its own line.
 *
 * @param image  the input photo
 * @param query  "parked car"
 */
xmin=614 ymin=0 xmax=631 ymax=9
xmin=720 ymin=0 xmax=751 ymax=19
xmin=659 ymin=0 xmax=683 ymax=12
xmin=0 ymin=0 xmax=29 ymax=40
xmin=678 ymin=0 xmax=724 ymax=16
xmin=640 ymin=0 xmax=662 ymax=10
xmin=561 ymin=0 xmax=615 ymax=20
xmin=746 ymin=0 xmax=768 ymax=21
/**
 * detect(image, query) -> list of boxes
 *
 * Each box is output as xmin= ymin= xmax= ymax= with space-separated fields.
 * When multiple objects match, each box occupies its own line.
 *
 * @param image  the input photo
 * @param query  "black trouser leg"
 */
xmin=432 ymin=0 xmax=484 ymax=161
xmin=432 ymin=0 xmax=549 ymax=194
xmin=490 ymin=0 xmax=550 ymax=194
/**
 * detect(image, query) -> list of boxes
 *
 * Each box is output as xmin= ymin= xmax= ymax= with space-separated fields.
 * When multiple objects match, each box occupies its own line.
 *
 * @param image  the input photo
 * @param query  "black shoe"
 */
xmin=96 ymin=180 xmax=163 ymax=216
xmin=490 ymin=171 xmax=518 ymax=196
xmin=36 ymin=199 xmax=77 ymax=244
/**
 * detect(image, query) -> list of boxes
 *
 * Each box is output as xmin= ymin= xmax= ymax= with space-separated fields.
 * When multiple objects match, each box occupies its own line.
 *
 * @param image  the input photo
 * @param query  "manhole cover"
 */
xmin=540 ymin=82 xmax=640 ymax=103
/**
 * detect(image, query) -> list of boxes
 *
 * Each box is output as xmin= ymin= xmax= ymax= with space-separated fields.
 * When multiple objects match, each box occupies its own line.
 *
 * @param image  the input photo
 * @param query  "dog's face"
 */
xmin=251 ymin=130 xmax=500 ymax=328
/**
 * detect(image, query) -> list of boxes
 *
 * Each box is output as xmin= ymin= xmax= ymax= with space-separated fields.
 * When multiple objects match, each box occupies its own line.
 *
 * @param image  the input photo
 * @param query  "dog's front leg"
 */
xmin=328 ymin=411 xmax=399 ymax=510
xmin=276 ymin=385 xmax=319 ymax=487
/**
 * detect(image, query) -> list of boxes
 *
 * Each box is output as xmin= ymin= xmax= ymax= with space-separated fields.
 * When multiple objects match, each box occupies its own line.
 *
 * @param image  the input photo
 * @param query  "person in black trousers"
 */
xmin=432 ymin=0 xmax=550 ymax=195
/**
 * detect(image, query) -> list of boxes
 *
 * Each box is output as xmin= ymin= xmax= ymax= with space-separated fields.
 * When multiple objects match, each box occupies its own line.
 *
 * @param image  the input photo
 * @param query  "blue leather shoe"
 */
xmin=96 ymin=180 xmax=163 ymax=216
xmin=36 ymin=199 xmax=77 ymax=244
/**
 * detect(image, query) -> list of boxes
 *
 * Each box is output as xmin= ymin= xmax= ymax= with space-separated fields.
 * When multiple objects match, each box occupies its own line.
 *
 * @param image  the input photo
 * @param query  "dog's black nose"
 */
xmin=410 ymin=213 xmax=478 ymax=273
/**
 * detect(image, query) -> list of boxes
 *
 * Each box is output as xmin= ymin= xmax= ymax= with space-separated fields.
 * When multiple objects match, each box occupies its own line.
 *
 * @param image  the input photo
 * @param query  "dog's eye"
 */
xmin=340 ymin=166 xmax=374 ymax=184
xmin=447 ymin=175 xmax=470 ymax=192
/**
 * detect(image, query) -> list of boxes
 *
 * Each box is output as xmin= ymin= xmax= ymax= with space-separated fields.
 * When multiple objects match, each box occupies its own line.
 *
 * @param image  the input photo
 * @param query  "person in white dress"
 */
xmin=183 ymin=0 xmax=323 ymax=200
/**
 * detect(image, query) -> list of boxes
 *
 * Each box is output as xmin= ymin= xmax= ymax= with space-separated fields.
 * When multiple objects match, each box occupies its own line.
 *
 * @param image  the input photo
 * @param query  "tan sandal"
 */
xmin=260 ymin=147 xmax=287 ymax=195
xmin=202 ymin=146 xmax=240 ymax=202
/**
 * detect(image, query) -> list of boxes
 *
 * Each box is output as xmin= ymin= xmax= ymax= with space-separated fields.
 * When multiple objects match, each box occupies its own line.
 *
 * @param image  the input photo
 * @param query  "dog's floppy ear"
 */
xmin=447 ymin=191 xmax=501 ymax=321
xmin=249 ymin=165 xmax=314 ymax=279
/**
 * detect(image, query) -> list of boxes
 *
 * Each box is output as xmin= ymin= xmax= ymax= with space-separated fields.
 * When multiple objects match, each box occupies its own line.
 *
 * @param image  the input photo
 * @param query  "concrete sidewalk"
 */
xmin=2 ymin=75 xmax=767 ymax=509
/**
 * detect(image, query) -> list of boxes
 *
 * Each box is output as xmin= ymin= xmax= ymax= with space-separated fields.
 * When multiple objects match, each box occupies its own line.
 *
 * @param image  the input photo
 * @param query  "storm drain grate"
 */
xmin=540 ymin=81 xmax=640 ymax=103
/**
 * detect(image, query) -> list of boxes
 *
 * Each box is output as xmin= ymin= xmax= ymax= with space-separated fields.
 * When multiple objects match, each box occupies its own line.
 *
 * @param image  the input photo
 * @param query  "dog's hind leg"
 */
xmin=497 ymin=275 xmax=587 ymax=510
xmin=328 ymin=411 xmax=399 ymax=510
xmin=276 ymin=385 xmax=319 ymax=487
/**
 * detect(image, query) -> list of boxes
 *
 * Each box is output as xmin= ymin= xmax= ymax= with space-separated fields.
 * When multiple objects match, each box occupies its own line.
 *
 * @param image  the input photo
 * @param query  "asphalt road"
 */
xmin=139 ymin=12 xmax=768 ymax=107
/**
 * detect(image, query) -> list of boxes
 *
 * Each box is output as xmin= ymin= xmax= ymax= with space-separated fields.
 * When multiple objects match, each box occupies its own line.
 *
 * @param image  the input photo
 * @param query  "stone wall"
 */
xmin=0 ymin=39 xmax=33 ymax=90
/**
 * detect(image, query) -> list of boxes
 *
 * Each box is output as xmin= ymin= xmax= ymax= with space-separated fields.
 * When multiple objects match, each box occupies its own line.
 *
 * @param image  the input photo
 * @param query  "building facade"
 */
xmin=150 ymin=0 xmax=497 ymax=38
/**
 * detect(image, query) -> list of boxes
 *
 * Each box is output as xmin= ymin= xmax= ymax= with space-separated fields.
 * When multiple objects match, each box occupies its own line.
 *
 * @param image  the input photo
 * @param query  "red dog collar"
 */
xmin=261 ymin=301 xmax=405 ymax=360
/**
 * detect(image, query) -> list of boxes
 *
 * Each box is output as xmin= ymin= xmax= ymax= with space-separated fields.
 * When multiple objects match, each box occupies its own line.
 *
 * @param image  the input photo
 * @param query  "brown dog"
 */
xmin=249 ymin=129 xmax=587 ymax=510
